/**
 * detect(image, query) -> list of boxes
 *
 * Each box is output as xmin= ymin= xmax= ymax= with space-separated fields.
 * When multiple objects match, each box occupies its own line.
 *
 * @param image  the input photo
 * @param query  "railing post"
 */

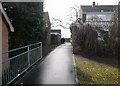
xmin=41 ymin=43 xmax=42 ymax=59
xmin=27 ymin=45 xmax=30 ymax=67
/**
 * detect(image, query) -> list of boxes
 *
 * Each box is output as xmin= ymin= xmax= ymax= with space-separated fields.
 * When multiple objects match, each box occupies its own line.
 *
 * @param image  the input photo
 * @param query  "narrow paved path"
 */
xmin=16 ymin=43 xmax=76 ymax=84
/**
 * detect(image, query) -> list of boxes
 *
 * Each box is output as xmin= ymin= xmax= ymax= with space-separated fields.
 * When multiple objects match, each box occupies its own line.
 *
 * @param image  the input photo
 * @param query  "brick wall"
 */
xmin=0 ymin=13 xmax=2 ymax=86
xmin=2 ymin=17 xmax=9 ymax=61
xmin=0 ymin=15 xmax=2 ymax=62
xmin=0 ymin=15 xmax=9 ymax=72
xmin=43 ymin=12 xmax=51 ymax=47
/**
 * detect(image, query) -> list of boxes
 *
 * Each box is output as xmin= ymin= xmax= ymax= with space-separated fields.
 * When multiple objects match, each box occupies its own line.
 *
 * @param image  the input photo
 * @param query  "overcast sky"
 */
xmin=44 ymin=0 xmax=119 ymax=38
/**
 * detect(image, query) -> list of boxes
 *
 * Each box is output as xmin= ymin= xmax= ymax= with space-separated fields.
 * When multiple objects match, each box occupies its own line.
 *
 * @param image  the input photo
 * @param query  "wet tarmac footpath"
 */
xmin=16 ymin=43 xmax=76 ymax=84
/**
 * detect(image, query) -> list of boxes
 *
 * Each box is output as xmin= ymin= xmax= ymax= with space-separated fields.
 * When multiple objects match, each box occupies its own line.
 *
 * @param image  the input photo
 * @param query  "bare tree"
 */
xmin=67 ymin=5 xmax=80 ymax=23
xmin=51 ymin=18 xmax=69 ymax=29
xmin=109 ymin=2 xmax=120 ymax=56
xmin=70 ymin=21 xmax=98 ymax=54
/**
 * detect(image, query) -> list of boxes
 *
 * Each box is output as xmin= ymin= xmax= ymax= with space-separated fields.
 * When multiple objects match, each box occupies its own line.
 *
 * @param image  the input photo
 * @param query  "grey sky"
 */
xmin=1 ymin=0 xmax=118 ymax=38
xmin=0 ymin=0 xmax=43 ymax=2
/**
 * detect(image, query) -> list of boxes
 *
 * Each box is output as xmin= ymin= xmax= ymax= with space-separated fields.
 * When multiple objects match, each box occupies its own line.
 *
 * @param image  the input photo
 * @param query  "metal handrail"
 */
xmin=0 ymin=42 xmax=42 ymax=55
xmin=1 ymin=42 xmax=42 ymax=85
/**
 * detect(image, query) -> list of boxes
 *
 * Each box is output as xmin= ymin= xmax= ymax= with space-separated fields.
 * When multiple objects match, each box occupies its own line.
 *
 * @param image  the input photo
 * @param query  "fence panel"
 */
xmin=1 ymin=42 xmax=42 ymax=85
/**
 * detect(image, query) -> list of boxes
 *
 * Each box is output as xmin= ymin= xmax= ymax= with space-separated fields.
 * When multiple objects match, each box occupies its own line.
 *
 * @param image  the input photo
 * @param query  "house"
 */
xmin=80 ymin=2 xmax=117 ymax=26
xmin=51 ymin=29 xmax=61 ymax=45
xmin=0 ymin=2 xmax=14 ymax=85
xmin=43 ymin=12 xmax=51 ymax=46
xmin=79 ymin=2 xmax=117 ymax=41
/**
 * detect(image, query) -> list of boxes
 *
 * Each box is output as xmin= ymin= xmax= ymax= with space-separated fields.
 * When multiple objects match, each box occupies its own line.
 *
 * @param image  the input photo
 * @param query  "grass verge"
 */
xmin=75 ymin=55 xmax=119 ymax=85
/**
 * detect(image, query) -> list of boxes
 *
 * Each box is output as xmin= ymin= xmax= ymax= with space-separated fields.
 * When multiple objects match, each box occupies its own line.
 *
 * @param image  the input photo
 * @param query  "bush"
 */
xmin=2 ymin=2 xmax=44 ymax=49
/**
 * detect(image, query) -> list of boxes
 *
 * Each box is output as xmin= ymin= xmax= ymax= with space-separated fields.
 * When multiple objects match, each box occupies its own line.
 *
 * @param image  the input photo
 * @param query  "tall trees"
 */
xmin=109 ymin=2 xmax=120 ymax=57
xmin=70 ymin=22 xmax=98 ymax=55
xmin=2 ymin=2 xmax=44 ymax=49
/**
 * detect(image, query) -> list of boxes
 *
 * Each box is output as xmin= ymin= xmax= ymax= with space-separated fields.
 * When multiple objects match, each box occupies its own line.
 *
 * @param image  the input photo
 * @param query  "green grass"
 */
xmin=75 ymin=55 xmax=119 ymax=85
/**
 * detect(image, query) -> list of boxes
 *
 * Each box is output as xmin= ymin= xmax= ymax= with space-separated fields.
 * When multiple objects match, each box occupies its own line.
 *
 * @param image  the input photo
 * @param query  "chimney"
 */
xmin=93 ymin=2 xmax=95 ymax=7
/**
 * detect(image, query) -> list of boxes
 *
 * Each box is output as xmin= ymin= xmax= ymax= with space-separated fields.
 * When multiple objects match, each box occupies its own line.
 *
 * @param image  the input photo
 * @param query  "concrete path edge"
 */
xmin=73 ymin=54 xmax=78 ymax=85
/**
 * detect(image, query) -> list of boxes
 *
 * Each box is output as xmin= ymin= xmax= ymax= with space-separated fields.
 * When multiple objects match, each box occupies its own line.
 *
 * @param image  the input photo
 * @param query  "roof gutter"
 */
xmin=0 ymin=2 xmax=14 ymax=32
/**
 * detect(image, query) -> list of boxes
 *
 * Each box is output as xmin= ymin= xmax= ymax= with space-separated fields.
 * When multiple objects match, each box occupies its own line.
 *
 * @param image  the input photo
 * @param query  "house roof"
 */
xmin=81 ymin=5 xmax=117 ymax=12
xmin=43 ymin=12 xmax=51 ymax=25
xmin=51 ymin=29 xmax=61 ymax=34
xmin=50 ymin=32 xmax=61 ymax=35
xmin=0 ymin=2 xmax=14 ymax=32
